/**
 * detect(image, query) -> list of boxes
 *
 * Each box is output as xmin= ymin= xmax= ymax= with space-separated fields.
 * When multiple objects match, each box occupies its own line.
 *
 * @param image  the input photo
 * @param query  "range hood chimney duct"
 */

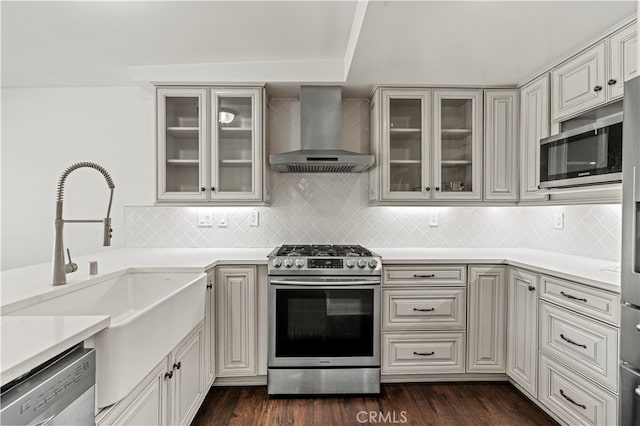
xmin=270 ymin=86 xmax=374 ymax=173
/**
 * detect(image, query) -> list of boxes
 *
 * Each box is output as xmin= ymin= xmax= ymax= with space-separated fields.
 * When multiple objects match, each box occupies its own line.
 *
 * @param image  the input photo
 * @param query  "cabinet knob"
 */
xmin=608 ymin=79 xmax=617 ymax=86
xmin=593 ymin=85 xmax=602 ymax=92
xmin=425 ymin=187 xmax=431 ymax=191
xmin=173 ymin=362 xmax=181 ymax=370
xmin=200 ymin=187 xmax=205 ymax=192
xmin=211 ymin=187 xmax=216 ymax=192
xmin=528 ymin=285 xmax=535 ymax=291
xmin=435 ymin=187 xmax=440 ymax=191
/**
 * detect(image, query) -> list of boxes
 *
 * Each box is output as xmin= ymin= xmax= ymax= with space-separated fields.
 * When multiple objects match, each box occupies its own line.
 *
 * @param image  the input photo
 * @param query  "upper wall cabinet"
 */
xmin=484 ymin=90 xmax=519 ymax=201
xmin=370 ymin=88 xmax=483 ymax=204
xmin=432 ymin=89 xmax=483 ymax=201
xmin=156 ymin=86 xmax=267 ymax=204
xmin=608 ymin=23 xmax=638 ymax=100
xmin=519 ymin=75 xmax=550 ymax=202
xmin=551 ymin=41 xmax=607 ymax=122
xmin=550 ymin=21 xmax=637 ymax=122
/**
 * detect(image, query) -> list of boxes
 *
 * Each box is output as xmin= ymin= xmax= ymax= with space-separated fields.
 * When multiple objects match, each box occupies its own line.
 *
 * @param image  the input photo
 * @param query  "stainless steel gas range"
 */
xmin=267 ymin=244 xmax=381 ymax=395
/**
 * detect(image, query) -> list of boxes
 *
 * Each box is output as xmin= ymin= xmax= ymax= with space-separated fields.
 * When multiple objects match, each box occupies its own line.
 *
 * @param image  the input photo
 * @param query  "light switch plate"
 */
xmin=554 ymin=212 xmax=564 ymax=229
xmin=217 ymin=213 xmax=228 ymax=228
xmin=429 ymin=211 xmax=439 ymax=227
xmin=197 ymin=211 xmax=213 ymax=227
xmin=249 ymin=211 xmax=259 ymax=227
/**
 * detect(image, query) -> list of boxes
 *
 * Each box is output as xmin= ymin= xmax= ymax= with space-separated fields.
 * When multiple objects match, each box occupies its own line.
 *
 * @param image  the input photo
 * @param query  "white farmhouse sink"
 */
xmin=9 ymin=269 xmax=206 ymax=408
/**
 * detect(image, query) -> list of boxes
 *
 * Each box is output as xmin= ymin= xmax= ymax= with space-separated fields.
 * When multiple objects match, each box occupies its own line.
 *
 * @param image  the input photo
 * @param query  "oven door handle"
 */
xmin=269 ymin=279 xmax=380 ymax=286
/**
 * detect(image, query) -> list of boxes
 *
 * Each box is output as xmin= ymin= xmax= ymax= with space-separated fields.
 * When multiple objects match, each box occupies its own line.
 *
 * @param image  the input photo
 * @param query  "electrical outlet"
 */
xmin=217 ymin=213 xmax=228 ymax=228
xmin=429 ymin=211 xmax=439 ymax=227
xmin=249 ymin=211 xmax=259 ymax=227
xmin=197 ymin=211 xmax=213 ymax=227
xmin=553 ymin=212 xmax=564 ymax=229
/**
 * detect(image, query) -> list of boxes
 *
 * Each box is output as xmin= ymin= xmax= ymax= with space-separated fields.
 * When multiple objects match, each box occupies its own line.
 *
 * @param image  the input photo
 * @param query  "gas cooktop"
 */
xmin=274 ymin=244 xmax=373 ymax=257
xmin=268 ymin=244 xmax=381 ymax=276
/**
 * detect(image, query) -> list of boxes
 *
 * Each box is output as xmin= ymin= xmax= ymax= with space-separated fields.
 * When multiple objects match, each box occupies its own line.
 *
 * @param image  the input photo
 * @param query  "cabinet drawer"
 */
xmin=540 ymin=302 xmax=618 ymax=391
xmin=382 ymin=288 xmax=466 ymax=330
xmin=382 ymin=332 xmax=465 ymax=375
xmin=539 ymin=354 xmax=617 ymax=426
xmin=383 ymin=265 xmax=466 ymax=286
xmin=540 ymin=275 xmax=619 ymax=325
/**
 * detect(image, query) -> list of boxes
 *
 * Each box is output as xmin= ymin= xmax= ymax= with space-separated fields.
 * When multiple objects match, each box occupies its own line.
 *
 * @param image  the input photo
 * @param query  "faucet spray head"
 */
xmin=103 ymin=218 xmax=112 ymax=247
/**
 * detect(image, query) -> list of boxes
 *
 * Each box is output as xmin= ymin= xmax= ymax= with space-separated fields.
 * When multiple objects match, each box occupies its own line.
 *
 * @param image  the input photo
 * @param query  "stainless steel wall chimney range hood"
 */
xmin=270 ymin=86 xmax=374 ymax=173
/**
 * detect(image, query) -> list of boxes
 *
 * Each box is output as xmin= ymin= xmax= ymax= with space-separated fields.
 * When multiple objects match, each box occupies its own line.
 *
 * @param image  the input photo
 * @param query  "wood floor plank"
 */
xmin=191 ymin=383 xmax=558 ymax=426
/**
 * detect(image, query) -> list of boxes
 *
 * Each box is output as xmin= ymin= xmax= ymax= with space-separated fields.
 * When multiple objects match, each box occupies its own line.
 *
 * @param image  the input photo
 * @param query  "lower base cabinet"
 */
xmin=382 ymin=332 xmax=466 ymax=374
xmin=539 ymin=354 xmax=617 ymax=426
xmin=96 ymin=322 xmax=205 ymax=426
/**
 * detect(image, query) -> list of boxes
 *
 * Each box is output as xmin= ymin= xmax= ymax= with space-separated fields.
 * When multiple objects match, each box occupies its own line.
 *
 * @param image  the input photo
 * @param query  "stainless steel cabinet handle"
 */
xmin=528 ymin=286 xmax=535 ymax=291
xmin=413 ymin=307 xmax=435 ymax=312
xmin=414 ymin=274 xmax=436 ymax=278
xmin=560 ymin=291 xmax=587 ymax=302
xmin=560 ymin=389 xmax=586 ymax=409
xmin=560 ymin=333 xmax=587 ymax=349
xmin=413 ymin=351 xmax=435 ymax=356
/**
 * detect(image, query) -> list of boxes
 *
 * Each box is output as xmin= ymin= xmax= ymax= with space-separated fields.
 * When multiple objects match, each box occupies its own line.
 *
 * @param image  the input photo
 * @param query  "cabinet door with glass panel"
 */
xmin=211 ymin=88 xmax=263 ymax=201
xmin=380 ymin=89 xmax=431 ymax=200
xmin=432 ymin=89 xmax=483 ymax=201
xmin=157 ymin=88 xmax=208 ymax=201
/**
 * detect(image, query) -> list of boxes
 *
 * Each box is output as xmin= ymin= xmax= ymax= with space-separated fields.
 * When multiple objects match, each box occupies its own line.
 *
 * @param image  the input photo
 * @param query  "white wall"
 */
xmin=1 ymin=86 xmax=155 ymax=270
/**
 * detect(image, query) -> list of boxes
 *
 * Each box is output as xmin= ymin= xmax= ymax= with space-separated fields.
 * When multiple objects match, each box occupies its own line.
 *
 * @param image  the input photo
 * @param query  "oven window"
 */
xmin=541 ymin=123 xmax=622 ymax=182
xmin=275 ymin=289 xmax=374 ymax=358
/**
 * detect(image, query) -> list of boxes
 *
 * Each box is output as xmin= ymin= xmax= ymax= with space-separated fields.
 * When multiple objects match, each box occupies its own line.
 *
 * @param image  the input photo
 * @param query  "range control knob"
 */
xmin=284 ymin=258 xmax=294 ymax=268
xmin=272 ymin=258 xmax=282 ymax=268
xmin=357 ymin=259 xmax=367 ymax=268
xmin=368 ymin=259 xmax=378 ymax=268
xmin=346 ymin=259 xmax=356 ymax=268
xmin=295 ymin=258 xmax=305 ymax=268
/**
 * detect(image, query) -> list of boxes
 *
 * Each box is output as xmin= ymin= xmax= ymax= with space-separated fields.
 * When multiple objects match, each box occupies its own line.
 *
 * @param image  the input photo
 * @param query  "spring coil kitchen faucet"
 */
xmin=53 ymin=162 xmax=115 ymax=285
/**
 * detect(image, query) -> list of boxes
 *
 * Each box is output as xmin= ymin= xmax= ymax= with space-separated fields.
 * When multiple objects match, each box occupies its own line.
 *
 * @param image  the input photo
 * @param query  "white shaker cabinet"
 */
xmin=216 ymin=266 xmax=257 ymax=377
xmin=608 ymin=23 xmax=638 ymax=100
xmin=551 ymin=41 xmax=607 ymax=122
xmin=483 ymin=90 xmax=519 ymax=201
xmin=519 ymin=74 xmax=549 ymax=202
xmin=467 ymin=266 xmax=507 ymax=373
xmin=506 ymin=268 xmax=539 ymax=398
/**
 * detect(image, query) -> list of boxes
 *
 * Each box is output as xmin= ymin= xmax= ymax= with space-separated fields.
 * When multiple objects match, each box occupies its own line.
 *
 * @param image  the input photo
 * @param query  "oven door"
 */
xmin=268 ymin=276 xmax=380 ymax=368
xmin=539 ymin=115 xmax=623 ymax=189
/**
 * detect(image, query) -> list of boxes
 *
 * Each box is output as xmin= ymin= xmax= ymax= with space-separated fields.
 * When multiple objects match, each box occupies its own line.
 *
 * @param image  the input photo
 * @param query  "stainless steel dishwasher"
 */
xmin=1 ymin=344 xmax=96 ymax=426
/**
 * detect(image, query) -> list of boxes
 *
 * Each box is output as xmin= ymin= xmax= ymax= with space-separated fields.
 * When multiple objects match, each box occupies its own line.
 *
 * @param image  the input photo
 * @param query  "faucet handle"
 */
xmin=65 ymin=248 xmax=78 ymax=273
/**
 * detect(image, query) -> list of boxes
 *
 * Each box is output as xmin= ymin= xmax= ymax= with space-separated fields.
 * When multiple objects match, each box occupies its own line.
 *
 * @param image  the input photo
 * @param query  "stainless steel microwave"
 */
xmin=539 ymin=113 xmax=623 ymax=189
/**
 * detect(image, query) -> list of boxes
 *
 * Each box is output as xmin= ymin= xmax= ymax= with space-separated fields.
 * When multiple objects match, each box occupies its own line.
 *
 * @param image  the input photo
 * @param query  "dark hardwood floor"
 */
xmin=191 ymin=383 xmax=557 ymax=426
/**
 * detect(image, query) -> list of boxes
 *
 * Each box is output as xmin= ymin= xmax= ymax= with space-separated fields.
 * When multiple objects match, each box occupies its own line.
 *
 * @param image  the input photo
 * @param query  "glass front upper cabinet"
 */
xmin=381 ymin=90 xmax=431 ymax=200
xmin=433 ymin=90 xmax=483 ymax=200
xmin=211 ymin=88 xmax=262 ymax=201
xmin=157 ymin=88 xmax=207 ymax=201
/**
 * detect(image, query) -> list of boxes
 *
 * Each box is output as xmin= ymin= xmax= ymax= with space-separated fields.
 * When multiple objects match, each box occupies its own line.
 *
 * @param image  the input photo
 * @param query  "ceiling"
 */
xmin=2 ymin=1 xmax=637 ymax=97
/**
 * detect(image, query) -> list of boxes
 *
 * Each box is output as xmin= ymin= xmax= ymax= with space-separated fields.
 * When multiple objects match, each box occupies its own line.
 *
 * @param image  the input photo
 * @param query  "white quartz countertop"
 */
xmin=373 ymin=248 xmax=621 ymax=292
xmin=1 ymin=315 xmax=110 ymax=385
